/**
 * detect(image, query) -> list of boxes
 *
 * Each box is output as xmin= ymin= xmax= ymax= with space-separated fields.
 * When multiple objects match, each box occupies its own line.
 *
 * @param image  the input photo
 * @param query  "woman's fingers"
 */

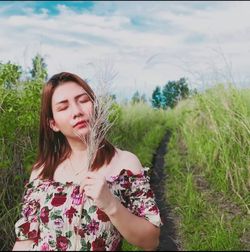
xmin=79 ymin=176 xmax=94 ymax=194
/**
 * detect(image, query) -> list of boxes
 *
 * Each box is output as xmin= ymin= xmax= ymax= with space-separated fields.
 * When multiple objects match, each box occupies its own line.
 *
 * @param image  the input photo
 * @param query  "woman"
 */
xmin=12 ymin=72 xmax=162 ymax=251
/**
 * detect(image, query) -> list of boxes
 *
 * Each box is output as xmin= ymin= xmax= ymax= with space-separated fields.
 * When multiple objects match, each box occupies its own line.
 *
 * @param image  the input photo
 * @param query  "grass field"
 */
xmin=164 ymin=84 xmax=250 ymax=250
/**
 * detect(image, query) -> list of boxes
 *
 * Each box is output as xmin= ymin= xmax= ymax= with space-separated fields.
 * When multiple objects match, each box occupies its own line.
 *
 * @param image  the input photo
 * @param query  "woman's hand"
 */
xmin=79 ymin=172 xmax=117 ymax=214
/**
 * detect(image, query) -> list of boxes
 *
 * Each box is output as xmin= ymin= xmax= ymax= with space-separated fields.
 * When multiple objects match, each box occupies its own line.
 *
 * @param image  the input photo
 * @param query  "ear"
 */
xmin=49 ymin=119 xmax=60 ymax=132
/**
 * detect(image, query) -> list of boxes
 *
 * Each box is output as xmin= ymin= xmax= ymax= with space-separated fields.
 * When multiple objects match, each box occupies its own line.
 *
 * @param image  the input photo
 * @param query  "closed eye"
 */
xmin=57 ymin=106 xmax=68 ymax=111
xmin=79 ymin=98 xmax=90 ymax=103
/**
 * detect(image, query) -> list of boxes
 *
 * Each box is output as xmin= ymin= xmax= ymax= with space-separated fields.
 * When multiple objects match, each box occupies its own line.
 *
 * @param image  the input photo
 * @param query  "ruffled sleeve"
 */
xmin=15 ymin=179 xmax=41 ymax=241
xmin=112 ymin=167 xmax=163 ymax=228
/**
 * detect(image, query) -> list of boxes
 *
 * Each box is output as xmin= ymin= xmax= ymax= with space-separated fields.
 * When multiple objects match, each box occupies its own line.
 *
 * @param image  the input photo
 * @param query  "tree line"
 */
xmin=0 ymin=54 xmax=196 ymax=110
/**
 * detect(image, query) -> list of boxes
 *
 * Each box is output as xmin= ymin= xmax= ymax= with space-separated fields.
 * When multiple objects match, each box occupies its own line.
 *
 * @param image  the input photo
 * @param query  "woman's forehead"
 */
xmin=52 ymin=81 xmax=87 ymax=103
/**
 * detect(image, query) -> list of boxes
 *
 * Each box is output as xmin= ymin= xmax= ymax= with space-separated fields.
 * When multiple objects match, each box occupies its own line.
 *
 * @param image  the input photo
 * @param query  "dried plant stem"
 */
xmin=72 ymin=93 xmax=117 ymax=250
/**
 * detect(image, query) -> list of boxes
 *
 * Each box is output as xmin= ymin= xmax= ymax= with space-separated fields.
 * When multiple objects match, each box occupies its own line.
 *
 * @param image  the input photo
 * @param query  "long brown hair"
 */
xmin=33 ymin=72 xmax=117 ymax=180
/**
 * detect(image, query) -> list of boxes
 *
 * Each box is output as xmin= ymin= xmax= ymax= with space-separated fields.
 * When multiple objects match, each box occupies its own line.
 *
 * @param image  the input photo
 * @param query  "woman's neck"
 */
xmin=66 ymin=137 xmax=89 ymax=163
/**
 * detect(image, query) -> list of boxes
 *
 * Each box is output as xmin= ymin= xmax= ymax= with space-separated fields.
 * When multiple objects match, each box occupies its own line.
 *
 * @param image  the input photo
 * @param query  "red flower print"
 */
xmin=87 ymin=220 xmax=99 ymax=235
xmin=40 ymin=206 xmax=50 ymax=224
xmin=96 ymin=208 xmax=110 ymax=222
xmin=126 ymin=170 xmax=134 ymax=176
xmin=20 ymin=222 xmax=30 ymax=235
xmin=92 ymin=237 xmax=106 ymax=251
xmin=120 ymin=180 xmax=132 ymax=189
xmin=23 ymin=200 xmax=39 ymax=217
xmin=54 ymin=217 xmax=64 ymax=229
xmin=71 ymin=187 xmax=83 ymax=205
xmin=78 ymin=228 xmax=85 ymax=238
xmin=149 ymin=205 xmax=159 ymax=213
xmin=74 ymin=226 xmax=85 ymax=238
xmin=146 ymin=190 xmax=154 ymax=198
xmin=51 ymin=192 xmax=67 ymax=207
xmin=65 ymin=206 xmax=77 ymax=224
xmin=56 ymin=235 xmax=69 ymax=251
xmin=111 ymin=239 xmax=122 ymax=251
xmin=28 ymin=229 xmax=38 ymax=239
xmin=41 ymin=242 xmax=50 ymax=251
xmin=133 ymin=190 xmax=143 ymax=197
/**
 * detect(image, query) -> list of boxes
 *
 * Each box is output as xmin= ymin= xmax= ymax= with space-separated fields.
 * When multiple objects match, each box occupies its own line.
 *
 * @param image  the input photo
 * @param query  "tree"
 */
xmin=178 ymin=77 xmax=189 ymax=99
xmin=140 ymin=93 xmax=147 ymax=103
xmin=0 ymin=61 xmax=22 ymax=89
xmin=162 ymin=81 xmax=179 ymax=108
xmin=30 ymin=54 xmax=48 ymax=81
xmin=131 ymin=90 xmax=140 ymax=104
xmin=110 ymin=94 xmax=117 ymax=102
xmin=162 ymin=77 xmax=190 ymax=109
xmin=151 ymin=86 xmax=162 ymax=108
xmin=131 ymin=90 xmax=147 ymax=104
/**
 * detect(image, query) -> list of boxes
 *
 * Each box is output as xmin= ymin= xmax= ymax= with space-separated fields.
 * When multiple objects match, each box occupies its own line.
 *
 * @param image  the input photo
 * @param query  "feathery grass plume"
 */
xmin=73 ymin=93 xmax=117 ymax=171
xmin=73 ymin=58 xmax=118 ymax=250
xmin=73 ymin=57 xmax=118 ymax=171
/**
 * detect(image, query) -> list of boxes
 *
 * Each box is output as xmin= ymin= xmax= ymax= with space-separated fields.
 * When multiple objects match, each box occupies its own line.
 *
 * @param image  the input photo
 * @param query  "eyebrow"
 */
xmin=55 ymin=93 xmax=88 ymax=105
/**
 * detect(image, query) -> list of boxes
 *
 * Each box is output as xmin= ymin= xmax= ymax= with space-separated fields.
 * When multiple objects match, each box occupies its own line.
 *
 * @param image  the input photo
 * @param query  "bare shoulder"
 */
xmin=29 ymin=165 xmax=43 ymax=182
xmin=114 ymin=148 xmax=143 ymax=175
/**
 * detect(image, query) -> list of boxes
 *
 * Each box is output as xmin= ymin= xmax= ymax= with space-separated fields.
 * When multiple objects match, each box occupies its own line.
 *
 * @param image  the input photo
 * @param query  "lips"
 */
xmin=73 ymin=120 xmax=88 ymax=128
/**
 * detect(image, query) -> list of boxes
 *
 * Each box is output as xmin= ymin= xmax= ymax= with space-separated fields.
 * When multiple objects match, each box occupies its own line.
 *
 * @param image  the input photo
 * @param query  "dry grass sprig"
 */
xmin=73 ymin=57 xmax=118 ymax=171
xmin=73 ymin=92 xmax=117 ymax=171
xmin=73 ymin=59 xmax=118 ymax=249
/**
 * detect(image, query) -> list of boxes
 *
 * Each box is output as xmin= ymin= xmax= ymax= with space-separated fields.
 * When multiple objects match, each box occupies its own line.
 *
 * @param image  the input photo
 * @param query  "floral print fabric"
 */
xmin=15 ymin=167 xmax=163 ymax=251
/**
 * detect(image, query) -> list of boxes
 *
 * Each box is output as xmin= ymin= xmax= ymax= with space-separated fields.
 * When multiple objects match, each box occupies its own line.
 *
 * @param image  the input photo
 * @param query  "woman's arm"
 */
xmin=105 ymin=197 xmax=160 ymax=250
xmin=13 ymin=169 xmax=42 ymax=251
xmin=12 ymin=240 xmax=34 ymax=251
xmin=106 ymin=151 xmax=160 ymax=250
xmin=81 ymin=151 xmax=161 ymax=250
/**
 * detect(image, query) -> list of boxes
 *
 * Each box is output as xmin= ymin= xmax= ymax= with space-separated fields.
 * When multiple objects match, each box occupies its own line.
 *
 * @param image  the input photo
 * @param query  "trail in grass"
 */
xmin=150 ymin=131 xmax=179 ymax=251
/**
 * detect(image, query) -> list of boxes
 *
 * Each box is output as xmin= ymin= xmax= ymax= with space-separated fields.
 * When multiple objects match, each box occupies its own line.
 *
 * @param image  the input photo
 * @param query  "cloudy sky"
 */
xmin=0 ymin=1 xmax=250 ymax=102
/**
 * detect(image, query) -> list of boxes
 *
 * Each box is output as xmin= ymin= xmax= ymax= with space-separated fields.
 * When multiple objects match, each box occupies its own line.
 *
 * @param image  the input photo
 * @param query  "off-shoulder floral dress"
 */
xmin=15 ymin=167 xmax=163 ymax=251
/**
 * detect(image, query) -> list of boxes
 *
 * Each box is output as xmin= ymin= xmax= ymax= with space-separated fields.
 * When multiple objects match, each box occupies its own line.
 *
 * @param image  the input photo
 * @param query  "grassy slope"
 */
xmin=164 ymin=85 xmax=250 ymax=250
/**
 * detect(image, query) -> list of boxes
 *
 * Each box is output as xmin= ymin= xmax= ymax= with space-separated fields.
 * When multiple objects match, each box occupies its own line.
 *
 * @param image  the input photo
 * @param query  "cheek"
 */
xmin=53 ymin=112 xmax=70 ymax=128
xmin=81 ymin=102 xmax=94 ymax=116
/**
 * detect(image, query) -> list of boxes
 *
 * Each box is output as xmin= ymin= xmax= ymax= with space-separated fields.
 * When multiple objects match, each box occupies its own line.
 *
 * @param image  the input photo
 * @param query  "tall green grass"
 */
xmin=165 ymin=84 xmax=250 ymax=250
xmin=109 ymin=102 xmax=168 ymax=166
xmin=181 ymin=85 xmax=249 ymax=211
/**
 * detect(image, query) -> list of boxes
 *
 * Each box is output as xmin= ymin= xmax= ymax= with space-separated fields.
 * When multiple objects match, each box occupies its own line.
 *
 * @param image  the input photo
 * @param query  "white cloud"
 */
xmin=0 ymin=1 xmax=249 ymax=102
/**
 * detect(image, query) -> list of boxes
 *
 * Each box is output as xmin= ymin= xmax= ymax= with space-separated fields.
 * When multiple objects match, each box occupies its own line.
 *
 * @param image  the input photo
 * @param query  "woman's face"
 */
xmin=49 ymin=81 xmax=93 ymax=140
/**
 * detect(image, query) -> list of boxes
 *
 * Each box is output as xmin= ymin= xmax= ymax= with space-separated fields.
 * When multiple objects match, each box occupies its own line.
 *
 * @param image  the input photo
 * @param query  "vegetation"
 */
xmin=0 ymin=58 xmax=168 ymax=250
xmin=151 ymin=77 xmax=191 ymax=109
xmin=164 ymin=84 xmax=250 ymax=250
xmin=131 ymin=90 xmax=147 ymax=104
xmin=1 ymin=55 xmax=249 ymax=250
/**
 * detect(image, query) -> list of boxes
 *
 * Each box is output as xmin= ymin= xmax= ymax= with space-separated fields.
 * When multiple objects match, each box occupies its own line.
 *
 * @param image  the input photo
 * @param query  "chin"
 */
xmin=72 ymin=128 xmax=89 ymax=138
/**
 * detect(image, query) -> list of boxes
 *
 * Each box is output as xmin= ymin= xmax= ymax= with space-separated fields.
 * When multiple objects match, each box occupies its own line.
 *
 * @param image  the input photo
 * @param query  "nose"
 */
xmin=71 ymin=102 xmax=83 ymax=119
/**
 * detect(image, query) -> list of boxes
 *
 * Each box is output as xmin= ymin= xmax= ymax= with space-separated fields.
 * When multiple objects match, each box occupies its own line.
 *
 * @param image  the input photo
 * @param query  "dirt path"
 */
xmin=150 ymin=131 xmax=179 ymax=251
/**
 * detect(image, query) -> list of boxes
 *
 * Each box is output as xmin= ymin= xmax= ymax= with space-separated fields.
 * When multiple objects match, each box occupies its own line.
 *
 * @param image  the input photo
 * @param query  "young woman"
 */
xmin=12 ymin=72 xmax=162 ymax=251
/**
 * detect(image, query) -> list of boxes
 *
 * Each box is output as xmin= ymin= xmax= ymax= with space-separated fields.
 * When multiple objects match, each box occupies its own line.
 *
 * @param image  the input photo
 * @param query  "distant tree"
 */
xmin=189 ymin=87 xmax=198 ymax=96
xmin=140 ymin=93 xmax=147 ymax=103
xmin=131 ymin=90 xmax=147 ymax=104
xmin=178 ymin=77 xmax=190 ymax=99
xmin=162 ymin=77 xmax=190 ymax=109
xmin=30 ymin=54 xmax=48 ymax=81
xmin=151 ymin=86 xmax=162 ymax=108
xmin=0 ymin=61 xmax=22 ymax=89
xmin=162 ymin=81 xmax=179 ymax=108
xmin=131 ymin=90 xmax=140 ymax=104
xmin=110 ymin=94 xmax=117 ymax=101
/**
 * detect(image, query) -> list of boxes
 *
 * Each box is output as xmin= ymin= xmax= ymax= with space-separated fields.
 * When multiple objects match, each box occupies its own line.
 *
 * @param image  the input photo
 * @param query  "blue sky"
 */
xmin=0 ymin=1 xmax=250 ymax=101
